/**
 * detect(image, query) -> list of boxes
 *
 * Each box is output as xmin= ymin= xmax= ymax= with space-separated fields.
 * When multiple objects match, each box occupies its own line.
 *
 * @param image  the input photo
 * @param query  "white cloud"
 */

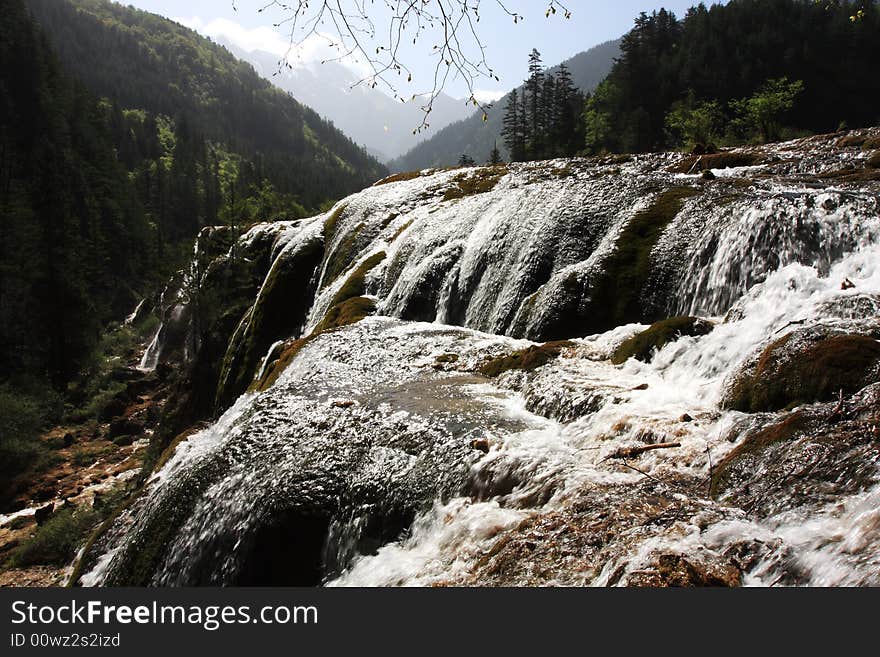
xmin=173 ymin=15 xmax=373 ymax=78
xmin=472 ymin=89 xmax=507 ymax=104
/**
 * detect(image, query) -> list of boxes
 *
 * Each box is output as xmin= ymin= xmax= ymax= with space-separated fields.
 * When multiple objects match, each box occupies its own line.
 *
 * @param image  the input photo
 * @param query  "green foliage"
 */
xmin=11 ymin=506 xmax=99 ymax=567
xmin=665 ymin=95 xmax=725 ymax=150
xmin=584 ymin=0 xmax=879 ymax=154
xmin=730 ymin=78 xmax=805 ymax=143
xmin=0 ymin=384 xmax=64 ymax=494
xmin=24 ymin=0 xmax=386 ymax=210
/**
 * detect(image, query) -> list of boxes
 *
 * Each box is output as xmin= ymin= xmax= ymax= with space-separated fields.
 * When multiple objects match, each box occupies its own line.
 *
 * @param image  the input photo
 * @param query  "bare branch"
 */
xmin=234 ymin=1 xmax=572 ymax=133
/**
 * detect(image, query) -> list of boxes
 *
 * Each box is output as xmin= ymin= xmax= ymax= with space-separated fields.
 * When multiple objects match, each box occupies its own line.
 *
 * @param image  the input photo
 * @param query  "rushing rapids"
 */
xmin=77 ymin=130 xmax=880 ymax=587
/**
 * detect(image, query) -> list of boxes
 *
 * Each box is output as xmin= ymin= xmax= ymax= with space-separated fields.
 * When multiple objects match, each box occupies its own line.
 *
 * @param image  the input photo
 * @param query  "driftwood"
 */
xmin=774 ymin=318 xmax=806 ymax=335
xmin=604 ymin=442 xmax=682 ymax=461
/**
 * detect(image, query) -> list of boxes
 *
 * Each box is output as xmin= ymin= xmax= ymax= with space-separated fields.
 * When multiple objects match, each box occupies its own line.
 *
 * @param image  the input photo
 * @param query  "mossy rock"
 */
xmin=867 ymin=151 xmax=880 ymax=169
xmin=479 ymin=341 xmax=575 ymax=378
xmin=669 ymin=151 xmax=764 ymax=174
xmin=314 ymin=297 xmax=377 ymax=334
xmin=215 ymin=234 xmax=325 ymax=410
xmin=255 ymin=297 xmax=378 ymax=392
xmin=442 ymin=167 xmax=506 ymax=202
xmin=373 ymin=171 xmax=424 ymax=186
xmin=612 ymin=317 xmax=714 ymax=365
xmin=330 ymin=252 xmax=386 ymax=308
xmin=581 ymin=188 xmax=698 ymax=337
xmin=722 ymin=329 xmax=880 ymax=413
xmin=518 ymin=187 xmax=699 ymax=342
xmin=323 ymin=204 xmax=347 ymax=243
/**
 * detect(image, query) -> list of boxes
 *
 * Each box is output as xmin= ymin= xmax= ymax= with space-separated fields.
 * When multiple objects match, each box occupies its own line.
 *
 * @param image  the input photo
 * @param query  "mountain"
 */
xmin=391 ymin=39 xmax=621 ymax=171
xmin=220 ymin=41 xmax=474 ymax=162
xmin=23 ymin=0 xmax=387 ymax=209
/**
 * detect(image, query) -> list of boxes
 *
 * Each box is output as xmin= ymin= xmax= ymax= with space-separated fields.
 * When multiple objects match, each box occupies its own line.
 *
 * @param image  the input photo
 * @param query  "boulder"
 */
xmin=611 ymin=316 xmax=714 ymax=365
xmin=721 ymin=325 xmax=880 ymax=413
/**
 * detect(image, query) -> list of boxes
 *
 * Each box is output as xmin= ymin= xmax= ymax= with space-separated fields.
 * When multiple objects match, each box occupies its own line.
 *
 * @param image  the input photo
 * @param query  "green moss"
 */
xmin=710 ymin=412 xmax=809 ymax=497
xmin=442 ymin=167 xmax=506 ymax=202
xmin=215 ymin=235 xmax=325 ymax=410
xmin=723 ymin=333 xmax=880 ymax=413
xmin=574 ymin=188 xmax=698 ymax=338
xmin=323 ymin=203 xmax=348 ymax=243
xmin=612 ymin=317 xmax=714 ymax=365
xmin=323 ymin=222 xmax=367 ymax=287
xmin=480 ymin=341 xmax=575 ymax=378
xmin=12 ymin=506 xmax=99 ymax=567
xmin=330 ymin=252 xmax=386 ymax=308
xmin=314 ymin=297 xmax=378 ymax=334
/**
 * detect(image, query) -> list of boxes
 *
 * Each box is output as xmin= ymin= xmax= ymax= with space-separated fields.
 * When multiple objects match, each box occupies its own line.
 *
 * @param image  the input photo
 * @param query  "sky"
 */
xmin=120 ymin=1 xmax=720 ymax=101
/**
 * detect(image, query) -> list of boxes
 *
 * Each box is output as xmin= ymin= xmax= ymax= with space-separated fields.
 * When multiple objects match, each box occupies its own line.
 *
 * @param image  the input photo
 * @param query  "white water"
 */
xmin=329 ymin=241 xmax=880 ymax=586
xmin=80 ymin=133 xmax=880 ymax=587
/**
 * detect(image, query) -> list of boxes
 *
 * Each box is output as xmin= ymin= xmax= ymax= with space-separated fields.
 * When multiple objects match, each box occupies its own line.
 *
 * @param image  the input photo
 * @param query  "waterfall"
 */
xmin=77 ymin=131 xmax=880 ymax=587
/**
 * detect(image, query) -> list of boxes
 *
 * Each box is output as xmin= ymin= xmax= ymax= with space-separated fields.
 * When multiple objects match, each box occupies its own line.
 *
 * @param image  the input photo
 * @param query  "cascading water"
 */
xmin=77 ymin=131 xmax=880 ymax=587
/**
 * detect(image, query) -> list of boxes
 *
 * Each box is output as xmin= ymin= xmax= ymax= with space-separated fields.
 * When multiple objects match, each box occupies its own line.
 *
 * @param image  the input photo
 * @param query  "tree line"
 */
xmin=499 ymin=0 xmax=878 ymax=161
xmin=501 ymin=50 xmax=585 ymax=162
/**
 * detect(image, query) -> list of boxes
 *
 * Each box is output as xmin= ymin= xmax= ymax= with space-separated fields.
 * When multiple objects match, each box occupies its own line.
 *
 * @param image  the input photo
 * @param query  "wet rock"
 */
xmin=612 ymin=317 xmax=715 ymax=365
xmin=108 ymin=419 xmax=144 ymax=439
xmin=34 ymin=504 xmax=54 ymax=526
xmin=679 ymin=414 xmax=694 ymax=423
xmin=470 ymin=438 xmax=491 ymax=454
xmin=479 ymin=341 xmax=575 ymax=378
xmin=722 ymin=325 xmax=880 ymax=413
xmin=712 ymin=383 xmax=880 ymax=515
xmin=628 ymin=554 xmax=741 ymax=587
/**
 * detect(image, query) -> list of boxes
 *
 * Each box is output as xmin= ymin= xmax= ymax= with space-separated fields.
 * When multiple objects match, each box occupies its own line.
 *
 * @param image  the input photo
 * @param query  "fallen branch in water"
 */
xmin=774 ymin=319 xmax=806 ymax=335
xmin=604 ymin=443 xmax=681 ymax=461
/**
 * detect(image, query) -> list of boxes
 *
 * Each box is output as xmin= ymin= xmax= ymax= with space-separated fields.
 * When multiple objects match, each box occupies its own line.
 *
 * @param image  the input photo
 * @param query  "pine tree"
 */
xmin=541 ymin=73 xmax=557 ymax=159
xmin=553 ymin=63 xmax=578 ymax=157
xmin=525 ymin=49 xmax=545 ymax=159
xmin=501 ymin=90 xmax=525 ymax=162
xmin=488 ymin=142 xmax=503 ymax=166
xmin=457 ymin=153 xmax=476 ymax=167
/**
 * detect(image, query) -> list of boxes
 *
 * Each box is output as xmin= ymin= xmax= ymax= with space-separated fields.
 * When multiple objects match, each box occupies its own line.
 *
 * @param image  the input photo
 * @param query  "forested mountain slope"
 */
xmin=24 ymin=0 xmax=387 ymax=209
xmin=1 ymin=0 xmax=153 ymax=387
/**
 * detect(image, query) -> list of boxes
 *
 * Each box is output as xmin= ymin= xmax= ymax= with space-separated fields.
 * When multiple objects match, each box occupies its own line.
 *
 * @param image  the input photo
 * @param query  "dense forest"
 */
xmin=0 ymin=0 xmax=155 ymax=488
xmin=581 ymin=0 xmax=880 ymax=154
xmin=24 ymin=0 xmax=386 ymax=209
